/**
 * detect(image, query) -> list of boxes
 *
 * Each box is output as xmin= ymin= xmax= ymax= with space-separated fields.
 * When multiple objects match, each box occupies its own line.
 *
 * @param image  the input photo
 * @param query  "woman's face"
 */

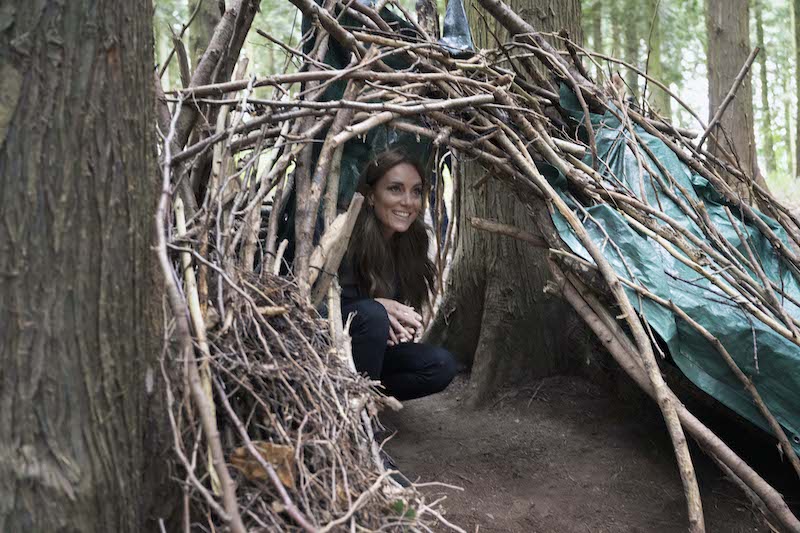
xmin=369 ymin=162 xmax=423 ymax=239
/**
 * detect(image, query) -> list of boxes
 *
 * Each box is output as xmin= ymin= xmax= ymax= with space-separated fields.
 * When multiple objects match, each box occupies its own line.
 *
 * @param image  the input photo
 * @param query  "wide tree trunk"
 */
xmin=427 ymin=0 xmax=587 ymax=405
xmin=0 ymin=1 xmax=165 ymax=530
xmin=705 ymin=0 xmax=761 ymax=200
xmin=754 ymin=0 xmax=776 ymax=175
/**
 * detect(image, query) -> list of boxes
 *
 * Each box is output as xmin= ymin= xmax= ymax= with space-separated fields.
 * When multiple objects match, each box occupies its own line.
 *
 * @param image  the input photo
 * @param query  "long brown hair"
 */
xmin=346 ymin=149 xmax=435 ymax=310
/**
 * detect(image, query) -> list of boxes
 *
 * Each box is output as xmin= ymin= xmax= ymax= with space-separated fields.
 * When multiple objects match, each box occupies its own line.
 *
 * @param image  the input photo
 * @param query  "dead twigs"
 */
xmin=155 ymin=0 xmax=800 ymax=530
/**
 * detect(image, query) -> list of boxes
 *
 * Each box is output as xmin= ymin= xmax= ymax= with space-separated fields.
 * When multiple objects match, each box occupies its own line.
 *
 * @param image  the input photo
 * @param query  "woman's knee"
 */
xmin=427 ymin=346 xmax=458 ymax=392
xmin=344 ymin=299 xmax=390 ymax=340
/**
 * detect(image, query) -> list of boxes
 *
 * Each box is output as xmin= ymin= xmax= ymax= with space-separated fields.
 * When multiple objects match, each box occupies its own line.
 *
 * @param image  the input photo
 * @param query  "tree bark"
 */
xmin=784 ymin=72 xmax=795 ymax=177
xmin=645 ymin=0 xmax=671 ymax=119
xmin=705 ymin=0 xmax=761 ymax=201
xmin=754 ymin=0 xmax=776 ymax=175
xmin=794 ymin=0 xmax=800 ymax=177
xmin=190 ymin=0 xmax=223 ymax=70
xmin=623 ymin=0 xmax=639 ymax=100
xmin=0 ymin=1 xmax=166 ymax=530
xmin=427 ymin=0 xmax=587 ymax=406
xmin=590 ymin=0 xmax=603 ymax=78
xmin=610 ymin=0 xmax=621 ymax=58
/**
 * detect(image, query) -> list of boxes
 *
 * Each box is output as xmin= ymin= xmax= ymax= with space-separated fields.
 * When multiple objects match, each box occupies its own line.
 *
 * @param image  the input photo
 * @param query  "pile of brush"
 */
xmin=154 ymin=0 xmax=800 ymax=531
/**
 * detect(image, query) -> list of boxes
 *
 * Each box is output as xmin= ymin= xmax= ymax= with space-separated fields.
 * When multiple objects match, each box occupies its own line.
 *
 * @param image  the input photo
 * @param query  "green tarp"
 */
xmin=550 ymin=86 xmax=800 ymax=452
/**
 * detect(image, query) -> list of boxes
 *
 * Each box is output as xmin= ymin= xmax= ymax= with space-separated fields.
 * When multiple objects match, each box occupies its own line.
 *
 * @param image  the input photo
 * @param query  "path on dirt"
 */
xmin=383 ymin=375 xmax=771 ymax=532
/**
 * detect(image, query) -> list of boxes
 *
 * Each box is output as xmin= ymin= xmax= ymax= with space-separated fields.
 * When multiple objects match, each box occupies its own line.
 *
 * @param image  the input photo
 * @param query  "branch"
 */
xmin=697 ymin=47 xmax=760 ymax=150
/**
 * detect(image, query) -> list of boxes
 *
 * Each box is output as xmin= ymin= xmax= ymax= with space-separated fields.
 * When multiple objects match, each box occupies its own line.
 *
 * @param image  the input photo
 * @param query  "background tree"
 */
xmin=584 ymin=0 xmax=603 ymax=78
xmin=0 ymin=1 xmax=165 ymax=530
xmin=705 ymin=0 xmax=761 ymax=199
xmin=645 ymin=0 xmax=672 ymax=119
xmin=428 ymin=0 xmax=586 ymax=405
xmin=190 ymin=0 xmax=223 ymax=69
xmin=623 ymin=0 xmax=640 ymax=98
xmin=794 ymin=0 xmax=800 ymax=177
xmin=753 ymin=0 xmax=776 ymax=174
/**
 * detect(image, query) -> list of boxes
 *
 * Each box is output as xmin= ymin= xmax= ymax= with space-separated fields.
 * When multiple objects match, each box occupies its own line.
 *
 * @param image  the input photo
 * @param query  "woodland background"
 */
xmin=155 ymin=0 xmax=800 ymax=200
xmin=4 ymin=0 xmax=800 ymax=530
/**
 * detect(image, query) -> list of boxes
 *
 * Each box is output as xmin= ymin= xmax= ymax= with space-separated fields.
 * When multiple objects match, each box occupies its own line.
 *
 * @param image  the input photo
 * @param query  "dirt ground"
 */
xmin=383 ymin=375 xmax=778 ymax=533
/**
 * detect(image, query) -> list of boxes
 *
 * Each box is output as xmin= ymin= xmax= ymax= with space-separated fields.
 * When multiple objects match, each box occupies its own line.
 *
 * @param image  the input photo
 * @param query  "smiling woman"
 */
xmin=339 ymin=149 xmax=458 ymax=402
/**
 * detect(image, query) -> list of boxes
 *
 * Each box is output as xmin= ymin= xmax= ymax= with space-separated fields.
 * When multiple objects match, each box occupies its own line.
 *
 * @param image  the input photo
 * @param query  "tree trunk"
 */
xmin=784 ymin=73 xmax=795 ymax=177
xmin=610 ymin=0 xmax=622 ymax=57
xmin=190 ymin=0 xmax=223 ymax=70
xmin=427 ymin=0 xmax=587 ymax=406
xmin=0 ymin=1 xmax=166 ymax=530
xmin=705 ymin=0 xmax=761 ymax=201
xmin=645 ymin=0 xmax=671 ymax=120
xmin=591 ymin=0 xmax=602 ymax=56
xmin=754 ymin=0 xmax=776 ymax=175
xmin=794 ymin=0 xmax=800 ymax=177
xmin=623 ymin=0 xmax=639 ymax=100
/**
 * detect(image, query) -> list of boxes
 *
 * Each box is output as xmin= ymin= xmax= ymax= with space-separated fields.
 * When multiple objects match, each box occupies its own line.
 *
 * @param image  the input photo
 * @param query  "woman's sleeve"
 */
xmin=338 ymin=257 xmax=364 ymax=307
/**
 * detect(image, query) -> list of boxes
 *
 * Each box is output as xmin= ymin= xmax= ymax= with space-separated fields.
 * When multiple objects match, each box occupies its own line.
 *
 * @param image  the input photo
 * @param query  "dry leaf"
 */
xmin=230 ymin=441 xmax=295 ymax=488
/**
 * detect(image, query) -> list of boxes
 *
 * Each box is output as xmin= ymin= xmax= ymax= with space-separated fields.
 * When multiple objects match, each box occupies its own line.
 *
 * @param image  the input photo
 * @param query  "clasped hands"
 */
xmin=375 ymin=298 xmax=422 ymax=346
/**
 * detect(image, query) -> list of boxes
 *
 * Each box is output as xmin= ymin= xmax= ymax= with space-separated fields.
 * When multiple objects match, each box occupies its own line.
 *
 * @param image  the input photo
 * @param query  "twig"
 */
xmin=697 ymin=47 xmax=760 ymax=150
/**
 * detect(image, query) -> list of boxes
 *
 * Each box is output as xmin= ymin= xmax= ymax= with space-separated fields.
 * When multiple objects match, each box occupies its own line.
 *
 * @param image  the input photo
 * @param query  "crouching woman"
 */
xmin=340 ymin=149 xmax=458 ymax=401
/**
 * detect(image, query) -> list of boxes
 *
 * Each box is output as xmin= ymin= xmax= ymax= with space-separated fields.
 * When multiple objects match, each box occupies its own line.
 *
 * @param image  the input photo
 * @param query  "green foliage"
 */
xmin=150 ymin=0 xmax=800 ymax=199
xmin=389 ymin=498 xmax=417 ymax=520
xmin=582 ymin=0 xmax=799 ymax=199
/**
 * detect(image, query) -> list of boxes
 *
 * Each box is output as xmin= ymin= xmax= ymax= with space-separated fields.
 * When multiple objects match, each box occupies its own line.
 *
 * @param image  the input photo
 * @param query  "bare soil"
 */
xmin=383 ymin=375 xmax=775 ymax=533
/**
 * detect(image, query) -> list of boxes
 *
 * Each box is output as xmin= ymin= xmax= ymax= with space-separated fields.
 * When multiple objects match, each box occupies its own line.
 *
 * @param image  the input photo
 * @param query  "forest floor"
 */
xmin=383 ymin=374 xmax=790 ymax=533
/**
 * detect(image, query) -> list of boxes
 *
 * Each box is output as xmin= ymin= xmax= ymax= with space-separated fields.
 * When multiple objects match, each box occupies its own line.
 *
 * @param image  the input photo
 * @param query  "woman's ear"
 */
xmin=367 ymin=192 xmax=374 ymax=207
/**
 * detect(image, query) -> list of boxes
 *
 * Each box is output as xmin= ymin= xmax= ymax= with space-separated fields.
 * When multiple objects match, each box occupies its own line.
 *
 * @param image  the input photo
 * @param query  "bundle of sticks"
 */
xmin=155 ymin=0 xmax=800 ymax=531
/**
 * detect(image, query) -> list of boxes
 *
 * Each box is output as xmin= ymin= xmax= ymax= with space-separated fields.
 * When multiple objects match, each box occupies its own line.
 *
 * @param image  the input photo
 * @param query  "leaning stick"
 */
xmin=627 ymin=276 xmax=800 ymax=481
xmin=548 ymin=262 xmax=800 ymax=533
xmin=470 ymin=217 xmax=547 ymax=247
xmin=174 ymin=198 xmax=221 ymax=495
xmin=696 ymin=47 xmax=760 ymax=150
xmin=724 ymin=206 xmax=800 ymax=341
xmin=309 ymin=194 xmax=365 ymax=306
xmin=212 ymin=378 xmax=317 ymax=532
xmin=155 ymin=103 xmax=246 ymax=533
xmin=494 ymin=128 xmax=705 ymax=531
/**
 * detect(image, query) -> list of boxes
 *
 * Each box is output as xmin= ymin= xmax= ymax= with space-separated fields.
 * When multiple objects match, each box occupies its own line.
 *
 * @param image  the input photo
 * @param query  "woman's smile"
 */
xmin=369 ymin=162 xmax=423 ymax=239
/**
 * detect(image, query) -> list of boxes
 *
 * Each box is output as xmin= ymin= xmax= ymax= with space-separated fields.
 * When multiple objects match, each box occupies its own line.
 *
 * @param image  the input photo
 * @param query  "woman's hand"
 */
xmin=375 ymin=298 xmax=423 ymax=345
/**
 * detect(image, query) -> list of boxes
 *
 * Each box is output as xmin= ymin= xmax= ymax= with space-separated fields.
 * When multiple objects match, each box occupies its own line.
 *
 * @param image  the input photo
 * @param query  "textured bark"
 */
xmin=610 ymin=0 xmax=621 ymax=58
xmin=705 ymin=0 xmax=760 ymax=200
xmin=190 ymin=0 xmax=223 ymax=70
xmin=623 ymin=0 xmax=639 ymax=99
xmin=427 ymin=0 xmax=587 ymax=405
xmin=590 ymin=0 xmax=603 ymax=78
xmin=645 ymin=0 xmax=671 ymax=119
xmin=416 ymin=0 xmax=440 ymax=39
xmin=754 ymin=0 xmax=776 ymax=174
xmin=0 ymin=1 xmax=165 ymax=530
xmin=784 ymin=73 xmax=794 ymax=177
xmin=794 ymin=0 xmax=800 ymax=177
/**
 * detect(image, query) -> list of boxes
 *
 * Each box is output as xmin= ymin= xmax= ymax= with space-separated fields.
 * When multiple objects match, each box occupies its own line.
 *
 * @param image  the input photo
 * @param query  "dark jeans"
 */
xmin=342 ymin=299 xmax=458 ymax=401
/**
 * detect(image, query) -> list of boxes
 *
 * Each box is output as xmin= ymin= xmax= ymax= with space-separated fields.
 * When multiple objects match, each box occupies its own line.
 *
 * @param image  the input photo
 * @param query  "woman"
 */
xmin=340 ymin=149 xmax=458 ymax=401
